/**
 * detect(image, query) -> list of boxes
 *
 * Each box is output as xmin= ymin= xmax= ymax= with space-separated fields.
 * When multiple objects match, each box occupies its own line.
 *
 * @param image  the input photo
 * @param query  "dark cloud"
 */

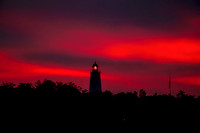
xmin=102 ymin=60 xmax=200 ymax=77
xmin=0 ymin=25 xmax=36 ymax=48
xmin=19 ymin=52 xmax=95 ymax=69
xmin=0 ymin=27 xmax=34 ymax=48
xmin=1 ymin=0 xmax=200 ymax=30
xmin=162 ymin=63 xmax=200 ymax=77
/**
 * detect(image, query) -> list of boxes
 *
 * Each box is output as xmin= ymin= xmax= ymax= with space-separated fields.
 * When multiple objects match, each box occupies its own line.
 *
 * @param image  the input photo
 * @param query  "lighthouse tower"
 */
xmin=89 ymin=62 xmax=102 ymax=93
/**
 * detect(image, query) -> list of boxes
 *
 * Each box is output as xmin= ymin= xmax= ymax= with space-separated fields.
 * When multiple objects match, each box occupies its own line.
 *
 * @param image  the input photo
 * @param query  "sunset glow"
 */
xmin=1 ymin=0 xmax=200 ymax=96
xmin=103 ymin=39 xmax=200 ymax=62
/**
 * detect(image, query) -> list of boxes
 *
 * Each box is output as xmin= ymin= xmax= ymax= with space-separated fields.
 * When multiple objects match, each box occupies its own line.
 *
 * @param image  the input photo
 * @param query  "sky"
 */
xmin=0 ymin=0 xmax=200 ymax=96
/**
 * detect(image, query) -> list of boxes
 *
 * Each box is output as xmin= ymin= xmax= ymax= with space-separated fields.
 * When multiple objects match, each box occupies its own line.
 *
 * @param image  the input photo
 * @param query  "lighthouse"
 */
xmin=89 ymin=62 xmax=102 ymax=93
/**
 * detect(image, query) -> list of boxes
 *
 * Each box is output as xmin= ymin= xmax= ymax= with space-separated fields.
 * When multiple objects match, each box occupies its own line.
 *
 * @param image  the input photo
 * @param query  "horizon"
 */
xmin=0 ymin=78 xmax=198 ymax=97
xmin=0 ymin=0 xmax=200 ymax=96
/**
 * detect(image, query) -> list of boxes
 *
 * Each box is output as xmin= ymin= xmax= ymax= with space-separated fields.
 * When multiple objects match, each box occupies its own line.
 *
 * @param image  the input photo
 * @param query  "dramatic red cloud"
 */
xmin=2 ymin=11 xmax=200 ymax=63
xmin=0 ymin=53 xmax=117 ymax=81
xmin=102 ymin=39 xmax=200 ymax=63
xmin=0 ymin=53 xmax=89 ymax=79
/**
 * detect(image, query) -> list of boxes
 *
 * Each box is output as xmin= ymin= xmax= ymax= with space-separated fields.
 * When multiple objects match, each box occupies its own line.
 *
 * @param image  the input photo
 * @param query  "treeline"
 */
xmin=0 ymin=80 xmax=200 ymax=131
xmin=0 ymin=79 xmax=199 ymax=104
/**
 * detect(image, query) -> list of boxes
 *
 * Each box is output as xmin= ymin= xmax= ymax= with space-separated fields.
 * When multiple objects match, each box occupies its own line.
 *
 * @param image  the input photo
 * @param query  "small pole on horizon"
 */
xmin=169 ymin=76 xmax=171 ymax=96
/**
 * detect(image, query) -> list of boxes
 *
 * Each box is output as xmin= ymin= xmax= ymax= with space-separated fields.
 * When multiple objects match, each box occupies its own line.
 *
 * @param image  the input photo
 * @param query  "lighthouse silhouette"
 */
xmin=89 ymin=62 xmax=102 ymax=93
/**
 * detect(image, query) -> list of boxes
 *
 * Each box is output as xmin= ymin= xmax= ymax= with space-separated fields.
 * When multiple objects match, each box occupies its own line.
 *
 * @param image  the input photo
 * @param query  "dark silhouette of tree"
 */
xmin=35 ymin=80 xmax=41 ymax=88
xmin=81 ymin=89 xmax=88 ymax=94
xmin=103 ymin=90 xmax=113 ymax=97
xmin=36 ymin=79 xmax=56 ymax=96
xmin=17 ymin=83 xmax=33 ymax=95
xmin=177 ymin=90 xmax=185 ymax=98
xmin=0 ymin=82 xmax=15 ymax=96
xmin=2 ymin=82 xmax=15 ymax=88
xmin=153 ymin=92 xmax=157 ymax=97
xmin=56 ymin=82 xmax=80 ymax=97
xmin=139 ymin=89 xmax=146 ymax=97
xmin=133 ymin=91 xmax=138 ymax=96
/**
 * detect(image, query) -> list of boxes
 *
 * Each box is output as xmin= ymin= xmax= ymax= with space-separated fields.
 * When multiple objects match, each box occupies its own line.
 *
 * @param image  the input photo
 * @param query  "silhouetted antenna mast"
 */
xmin=169 ymin=76 xmax=171 ymax=95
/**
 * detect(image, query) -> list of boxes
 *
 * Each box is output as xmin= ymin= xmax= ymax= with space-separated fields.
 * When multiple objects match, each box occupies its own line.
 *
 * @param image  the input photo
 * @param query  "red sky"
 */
xmin=0 ymin=0 xmax=200 ymax=96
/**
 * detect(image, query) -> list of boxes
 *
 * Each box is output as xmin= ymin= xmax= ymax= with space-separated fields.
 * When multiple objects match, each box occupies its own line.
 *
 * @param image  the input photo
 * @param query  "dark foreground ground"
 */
xmin=1 ymin=95 xmax=200 ymax=132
